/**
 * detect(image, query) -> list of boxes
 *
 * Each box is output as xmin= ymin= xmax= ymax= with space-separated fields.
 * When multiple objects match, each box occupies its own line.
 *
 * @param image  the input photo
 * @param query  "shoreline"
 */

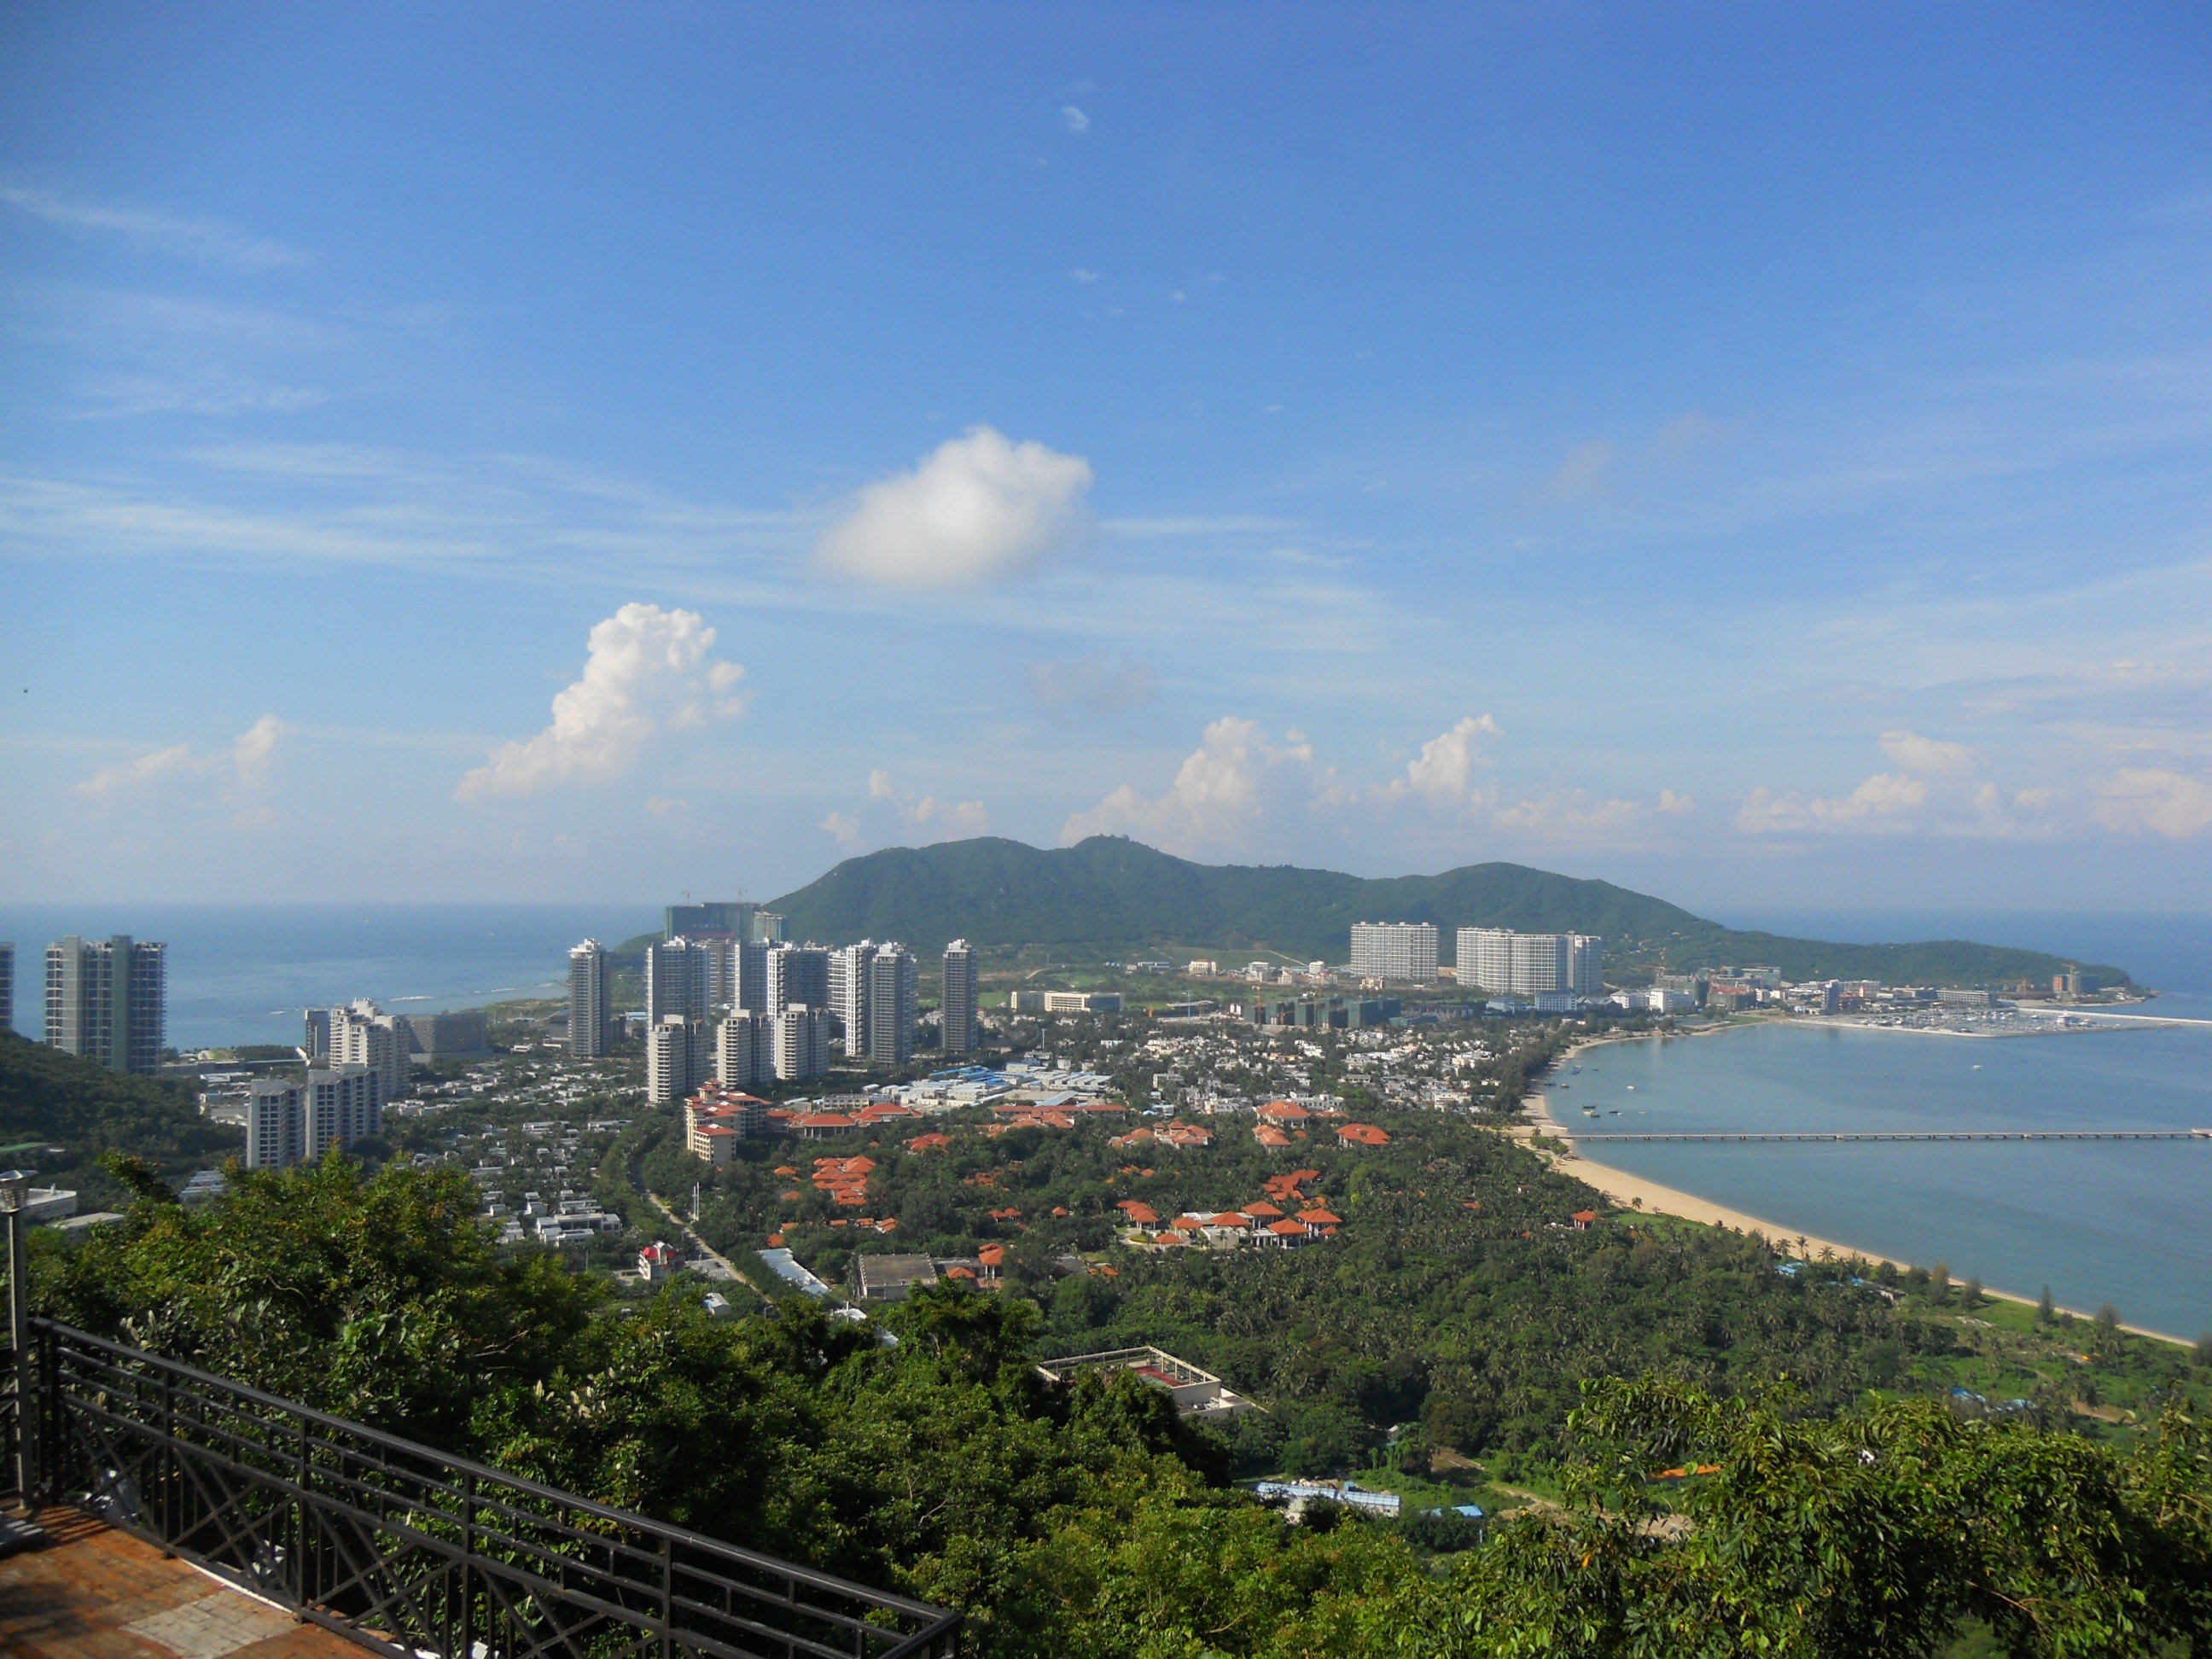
xmin=1523 ymin=1047 xmax=2195 ymax=1349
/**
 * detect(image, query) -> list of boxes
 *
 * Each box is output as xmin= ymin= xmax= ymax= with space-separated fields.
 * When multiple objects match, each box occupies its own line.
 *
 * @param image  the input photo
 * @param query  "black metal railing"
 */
xmin=7 ymin=1319 xmax=959 ymax=1659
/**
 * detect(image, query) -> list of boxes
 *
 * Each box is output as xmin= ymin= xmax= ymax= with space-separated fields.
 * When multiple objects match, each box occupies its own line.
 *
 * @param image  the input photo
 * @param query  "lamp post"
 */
xmin=0 ymin=1169 xmax=32 ymax=1509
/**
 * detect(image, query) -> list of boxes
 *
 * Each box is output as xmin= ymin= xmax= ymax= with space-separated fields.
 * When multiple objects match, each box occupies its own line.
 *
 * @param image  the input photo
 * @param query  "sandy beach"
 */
xmin=1522 ymin=1049 xmax=2194 ymax=1348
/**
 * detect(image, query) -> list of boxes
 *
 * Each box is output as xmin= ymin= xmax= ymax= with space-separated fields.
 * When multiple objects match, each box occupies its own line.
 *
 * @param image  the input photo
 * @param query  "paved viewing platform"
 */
xmin=0 ymin=1510 xmax=360 ymax=1659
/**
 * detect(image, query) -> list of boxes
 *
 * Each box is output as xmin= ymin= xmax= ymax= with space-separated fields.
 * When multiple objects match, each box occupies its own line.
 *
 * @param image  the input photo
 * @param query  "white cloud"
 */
xmin=821 ymin=810 xmax=860 ymax=847
xmin=1492 ymin=791 xmax=1652 ymax=842
xmin=1062 ymin=717 xmax=1346 ymax=854
xmin=2095 ymin=769 xmax=2212 ymax=839
xmin=814 ymin=428 xmax=1093 ymax=587
xmin=867 ymin=769 xmax=990 ymax=840
xmin=1 ymin=183 xmax=308 ymax=271
xmin=231 ymin=715 xmax=293 ymax=789
xmin=457 ymin=604 xmax=748 ymax=800
xmin=76 ymin=714 xmax=292 ymax=797
xmin=1060 ymin=106 xmax=1091 ymax=133
xmin=77 ymin=742 xmax=202 ymax=796
xmin=1738 ymin=772 xmax=1930 ymax=834
xmin=1379 ymin=714 xmax=1500 ymax=809
xmin=1073 ymin=268 xmax=1099 ymax=283
xmin=1878 ymin=730 xmax=1976 ymax=773
xmin=1025 ymin=655 xmax=1155 ymax=713
xmin=1658 ymin=789 xmax=1694 ymax=813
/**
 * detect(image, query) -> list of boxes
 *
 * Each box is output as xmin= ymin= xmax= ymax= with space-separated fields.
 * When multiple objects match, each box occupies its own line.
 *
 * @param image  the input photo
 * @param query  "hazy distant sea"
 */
xmin=0 ymin=904 xmax=660 ymax=1049
xmin=1578 ymin=909 xmax=2212 ymax=1341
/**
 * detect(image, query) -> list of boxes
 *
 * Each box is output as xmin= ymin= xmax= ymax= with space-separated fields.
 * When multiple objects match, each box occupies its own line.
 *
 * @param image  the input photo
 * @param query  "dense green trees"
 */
xmin=20 ymin=1154 xmax=2212 ymax=1656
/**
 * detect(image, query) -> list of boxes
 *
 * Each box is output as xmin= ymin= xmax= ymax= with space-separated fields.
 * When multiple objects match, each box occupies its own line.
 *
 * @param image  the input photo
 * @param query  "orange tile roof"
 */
xmin=1295 ymin=1208 xmax=1342 ymax=1226
xmin=1337 ymin=1123 xmax=1391 ymax=1146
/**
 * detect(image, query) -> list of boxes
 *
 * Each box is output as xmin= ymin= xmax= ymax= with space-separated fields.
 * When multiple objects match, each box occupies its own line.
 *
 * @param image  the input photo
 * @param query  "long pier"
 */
xmin=1566 ymin=1128 xmax=2210 ymax=1144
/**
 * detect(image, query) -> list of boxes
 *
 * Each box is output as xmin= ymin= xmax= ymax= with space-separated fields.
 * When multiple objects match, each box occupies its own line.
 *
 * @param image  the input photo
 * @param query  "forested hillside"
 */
xmin=765 ymin=835 xmax=2132 ymax=987
xmin=0 ymin=1030 xmax=239 ymax=1204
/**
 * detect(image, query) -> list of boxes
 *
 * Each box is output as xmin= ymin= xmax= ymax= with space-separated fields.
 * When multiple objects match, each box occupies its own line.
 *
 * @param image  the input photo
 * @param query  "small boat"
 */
xmin=1626 ymin=1085 xmax=1635 ymax=1091
xmin=1971 ymin=1063 xmax=1982 ymax=1071
xmin=1582 ymin=1106 xmax=1599 ymax=1117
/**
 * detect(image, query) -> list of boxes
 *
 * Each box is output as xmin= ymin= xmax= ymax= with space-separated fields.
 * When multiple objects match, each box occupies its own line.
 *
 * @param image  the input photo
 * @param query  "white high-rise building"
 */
xmin=829 ymin=941 xmax=878 ymax=1048
xmin=765 ymin=945 xmax=830 ymax=1014
xmin=940 ymin=940 xmax=978 ymax=1056
xmin=1457 ymin=928 xmax=1604 ymax=997
xmin=244 ymin=1080 xmax=305 ymax=1169
xmin=328 ymin=1000 xmax=410 ymax=1108
xmin=645 ymin=938 xmax=713 ymax=1026
xmin=1348 ymin=923 xmax=1439 ymax=983
xmin=773 ymin=1004 xmax=830 ymax=1081
xmin=304 ymin=1063 xmax=378 ymax=1159
xmin=864 ymin=946 xmax=917 ymax=1066
xmin=647 ymin=1016 xmax=709 ymax=1103
xmin=568 ymin=940 xmax=614 ymax=1057
xmin=710 ymin=939 xmax=767 ymax=1014
xmin=716 ymin=1010 xmax=770 ymax=1088
xmin=45 ymin=934 xmax=166 ymax=1074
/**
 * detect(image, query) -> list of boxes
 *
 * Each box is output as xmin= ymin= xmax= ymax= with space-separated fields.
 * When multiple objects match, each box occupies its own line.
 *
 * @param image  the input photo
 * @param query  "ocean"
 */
xmin=0 ymin=904 xmax=659 ymax=1049
xmin=1572 ymin=908 xmax=2212 ymax=1342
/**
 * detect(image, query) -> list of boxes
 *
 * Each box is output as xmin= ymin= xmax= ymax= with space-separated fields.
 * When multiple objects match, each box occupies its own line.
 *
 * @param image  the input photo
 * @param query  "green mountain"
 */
xmin=765 ymin=835 xmax=2132 ymax=989
xmin=0 ymin=1029 xmax=242 ymax=1205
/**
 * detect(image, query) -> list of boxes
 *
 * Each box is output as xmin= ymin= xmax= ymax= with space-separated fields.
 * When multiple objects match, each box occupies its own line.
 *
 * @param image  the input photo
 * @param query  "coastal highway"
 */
xmin=1565 ymin=1128 xmax=2211 ymax=1143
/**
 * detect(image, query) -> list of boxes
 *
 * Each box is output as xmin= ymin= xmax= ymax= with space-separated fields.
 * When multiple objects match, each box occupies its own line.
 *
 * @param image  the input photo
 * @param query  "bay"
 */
xmin=1567 ymin=1014 xmax=2212 ymax=1343
xmin=0 ymin=904 xmax=657 ymax=1049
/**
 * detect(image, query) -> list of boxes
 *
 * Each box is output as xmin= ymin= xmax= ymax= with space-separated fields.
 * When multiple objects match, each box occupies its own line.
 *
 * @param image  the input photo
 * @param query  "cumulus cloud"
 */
xmin=1657 ymin=789 xmax=1694 ymax=813
xmin=77 ymin=714 xmax=293 ymax=797
xmin=1492 ymin=791 xmax=1652 ymax=842
xmin=1 ymin=183 xmax=308 ymax=271
xmin=1878 ymin=730 xmax=1976 ymax=774
xmin=1738 ymin=772 xmax=1930 ymax=834
xmin=821 ymin=810 xmax=860 ymax=847
xmin=1379 ymin=715 xmax=1500 ymax=809
xmin=814 ymin=428 xmax=1094 ymax=586
xmin=1025 ymin=655 xmax=1154 ymax=714
xmin=1060 ymin=106 xmax=1091 ymax=133
xmin=868 ymin=770 xmax=990 ymax=839
xmin=2095 ymin=769 xmax=2212 ymax=839
xmin=457 ymin=603 xmax=748 ymax=800
xmin=1062 ymin=718 xmax=1348 ymax=854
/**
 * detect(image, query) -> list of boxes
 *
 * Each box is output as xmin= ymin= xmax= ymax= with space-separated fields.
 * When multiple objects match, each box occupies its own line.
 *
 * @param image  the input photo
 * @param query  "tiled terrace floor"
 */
xmin=0 ymin=1510 xmax=364 ymax=1659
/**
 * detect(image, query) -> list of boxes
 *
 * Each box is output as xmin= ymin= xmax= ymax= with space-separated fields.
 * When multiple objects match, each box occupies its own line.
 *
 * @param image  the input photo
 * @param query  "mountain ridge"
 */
xmin=762 ymin=835 xmax=2132 ymax=989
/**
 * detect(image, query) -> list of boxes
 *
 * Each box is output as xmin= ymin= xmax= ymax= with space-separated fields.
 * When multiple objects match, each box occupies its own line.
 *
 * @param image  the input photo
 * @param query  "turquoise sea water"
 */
xmin=0 ymin=904 xmax=658 ymax=1049
xmin=1565 ymin=1020 xmax=2212 ymax=1341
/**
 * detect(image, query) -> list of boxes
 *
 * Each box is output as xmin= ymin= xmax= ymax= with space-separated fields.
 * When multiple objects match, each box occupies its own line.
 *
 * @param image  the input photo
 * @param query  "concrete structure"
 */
xmin=45 ymin=934 xmax=166 ymax=1074
xmin=647 ymin=1016 xmax=710 ymax=1103
xmin=940 ymin=939 xmax=979 ymax=1055
xmin=753 ymin=910 xmax=788 ymax=945
xmin=568 ymin=940 xmax=614 ymax=1057
xmin=1348 ymin=923 xmax=1438 ymax=983
xmin=664 ymin=899 xmax=755 ymax=940
xmin=830 ymin=941 xmax=877 ymax=1046
xmin=645 ymin=937 xmax=713 ymax=1026
xmin=1042 ymin=991 xmax=1122 ymax=1014
xmin=1033 ymin=1347 xmax=1258 ymax=1420
xmin=864 ymin=946 xmax=917 ymax=1065
xmin=765 ymin=944 xmax=830 ymax=1015
xmin=716 ymin=1009 xmax=770 ymax=1087
xmin=328 ymin=1001 xmax=410 ymax=1108
xmin=773 ymin=1004 xmax=830 ymax=1081
xmin=302 ymin=1063 xmax=378 ymax=1160
xmin=712 ymin=938 xmax=767 ymax=1014
xmin=1458 ymin=928 xmax=1604 ymax=997
xmin=1008 ymin=990 xmax=1046 ymax=1014
xmin=244 ymin=1080 xmax=306 ymax=1168
xmin=400 ymin=1008 xmax=490 ymax=1057
xmin=854 ymin=1253 xmax=939 ymax=1302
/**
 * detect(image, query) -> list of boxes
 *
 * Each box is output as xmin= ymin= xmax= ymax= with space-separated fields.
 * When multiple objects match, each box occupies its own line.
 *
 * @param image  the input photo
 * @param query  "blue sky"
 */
xmin=3 ymin=2 xmax=2209 ymax=912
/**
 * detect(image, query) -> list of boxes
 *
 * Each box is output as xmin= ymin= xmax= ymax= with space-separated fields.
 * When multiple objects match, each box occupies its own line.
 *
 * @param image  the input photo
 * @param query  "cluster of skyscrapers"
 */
xmin=567 ymin=908 xmax=981 ymax=1104
xmin=1347 ymin=921 xmax=1603 ymax=998
xmin=9 ymin=934 xmax=169 ymax=1075
xmin=244 ymin=998 xmax=420 ymax=1169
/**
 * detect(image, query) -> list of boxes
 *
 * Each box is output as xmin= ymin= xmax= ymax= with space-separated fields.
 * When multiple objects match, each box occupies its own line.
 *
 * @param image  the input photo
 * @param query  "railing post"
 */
xmin=460 ymin=1469 xmax=475 ymax=1659
xmin=661 ymin=1528 xmax=674 ymax=1659
xmin=5 ymin=1208 xmax=30 ymax=1506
